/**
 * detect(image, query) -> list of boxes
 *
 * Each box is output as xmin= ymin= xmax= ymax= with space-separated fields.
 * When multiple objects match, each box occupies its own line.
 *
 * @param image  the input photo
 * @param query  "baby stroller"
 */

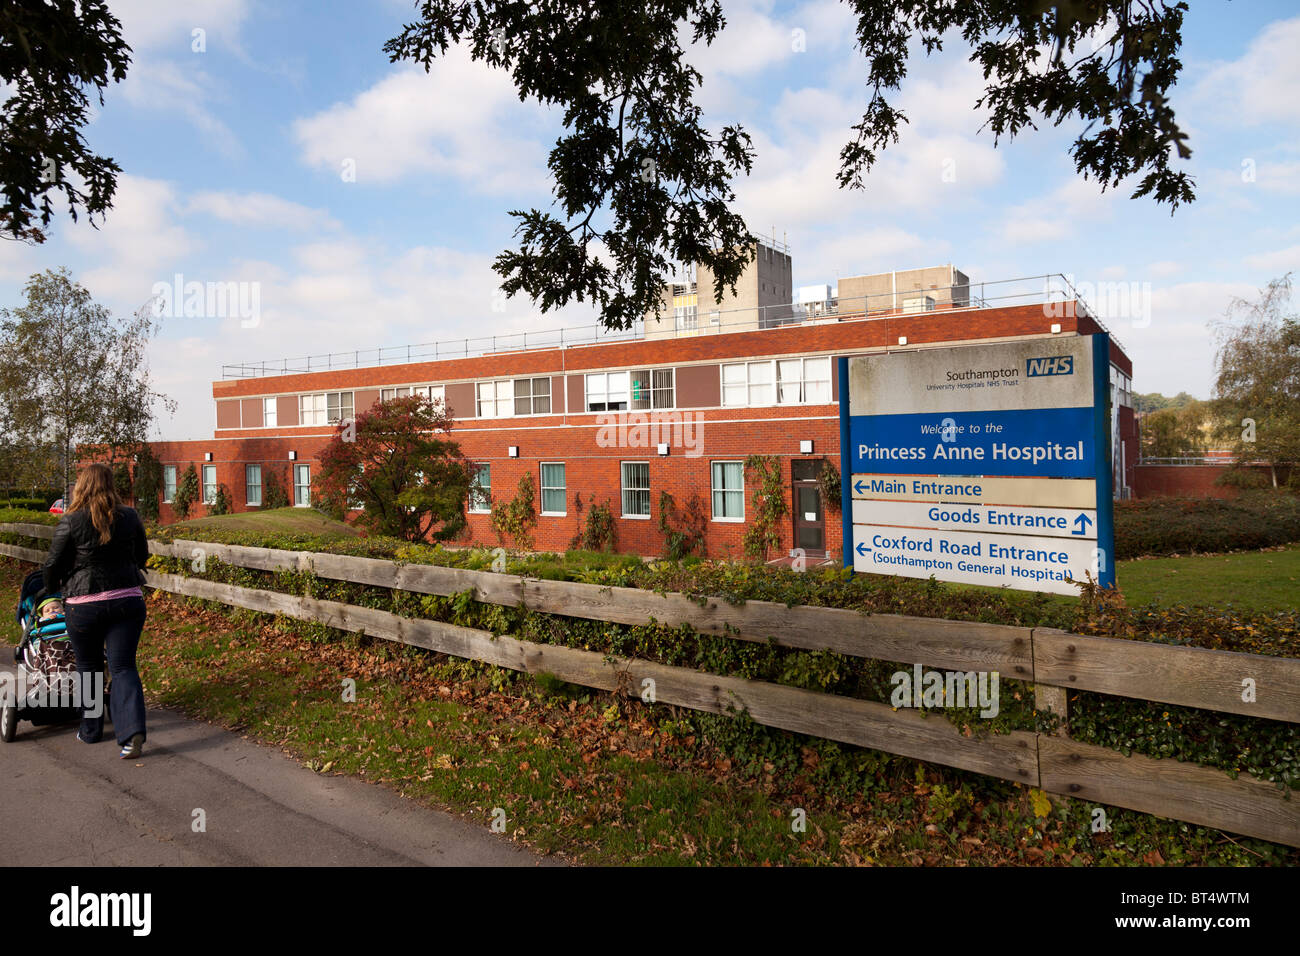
xmin=1 ymin=569 xmax=97 ymax=742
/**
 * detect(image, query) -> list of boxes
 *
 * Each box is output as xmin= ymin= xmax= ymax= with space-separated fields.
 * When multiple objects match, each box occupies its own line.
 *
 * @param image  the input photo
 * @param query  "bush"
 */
xmin=1115 ymin=491 xmax=1300 ymax=558
xmin=172 ymin=465 xmax=199 ymax=521
xmin=262 ymin=468 xmax=291 ymax=510
xmin=657 ymin=491 xmax=706 ymax=559
xmin=211 ymin=484 xmax=234 ymax=516
xmin=0 ymin=498 xmax=48 ymax=511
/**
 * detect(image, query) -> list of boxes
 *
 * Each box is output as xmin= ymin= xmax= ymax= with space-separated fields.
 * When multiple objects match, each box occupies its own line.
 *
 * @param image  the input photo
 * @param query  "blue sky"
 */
xmin=2 ymin=0 xmax=1297 ymax=440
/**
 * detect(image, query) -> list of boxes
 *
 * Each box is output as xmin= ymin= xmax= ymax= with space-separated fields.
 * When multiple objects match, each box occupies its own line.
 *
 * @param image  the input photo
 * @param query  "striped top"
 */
xmin=65 ymin=586 xmax=144 ymax=605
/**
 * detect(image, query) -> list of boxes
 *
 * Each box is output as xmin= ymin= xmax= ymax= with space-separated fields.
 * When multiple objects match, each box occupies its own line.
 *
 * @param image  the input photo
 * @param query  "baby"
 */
xmin=37 ymin=599 xmax=64 ymax=622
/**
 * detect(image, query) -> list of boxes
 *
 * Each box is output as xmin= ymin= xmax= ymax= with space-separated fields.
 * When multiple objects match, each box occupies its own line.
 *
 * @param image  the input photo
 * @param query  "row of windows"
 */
xmin=467 ymin=461 xmax=745 ymax=521
xmin=241 ymin=355 xmax=832 ymax=429
xmin=163 ymin=464 xmax=311 ymax=508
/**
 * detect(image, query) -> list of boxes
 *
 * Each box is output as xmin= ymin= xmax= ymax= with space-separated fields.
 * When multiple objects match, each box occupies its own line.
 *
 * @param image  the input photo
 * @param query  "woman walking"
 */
xmin=42 ymin=463 xmax=150 ymax=758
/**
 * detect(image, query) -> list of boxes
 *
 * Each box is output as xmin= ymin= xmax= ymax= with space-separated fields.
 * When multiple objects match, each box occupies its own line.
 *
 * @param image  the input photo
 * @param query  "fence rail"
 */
xmin=2 ymin=522 xmax=1296 ymax=847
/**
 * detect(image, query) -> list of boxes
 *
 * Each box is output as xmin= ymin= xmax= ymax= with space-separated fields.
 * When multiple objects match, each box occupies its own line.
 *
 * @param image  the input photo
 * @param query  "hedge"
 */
xmin=1115 ymin=491 xmax=1300 ymax=558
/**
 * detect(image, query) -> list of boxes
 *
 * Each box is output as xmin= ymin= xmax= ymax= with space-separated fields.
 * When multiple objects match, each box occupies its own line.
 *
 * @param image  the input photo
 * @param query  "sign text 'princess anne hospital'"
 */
xmin=836 ymin=336 xmax=1116 ymax=596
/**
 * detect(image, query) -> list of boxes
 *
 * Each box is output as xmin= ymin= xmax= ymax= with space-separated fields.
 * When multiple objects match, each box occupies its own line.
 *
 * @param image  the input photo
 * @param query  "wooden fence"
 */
xmin=3 ymin=521 xmax=1298 ymax=848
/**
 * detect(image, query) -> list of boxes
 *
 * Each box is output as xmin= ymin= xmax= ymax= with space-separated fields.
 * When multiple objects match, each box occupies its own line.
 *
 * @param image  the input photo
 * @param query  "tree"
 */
xmin=0 ymin=268 xmax=174 ymax=499
xmin=1139 ymin=399 xmax=1208 ymax=459
xmin=131 ymin=444 xmax=164 ymax=522
xmin=1 ymin=2 xmax=132 ymax=242
xmin=386 ymin=1 xmax=1194 ymax=330
xmin=314 ymin=395 xmax=475 ymax=542
xmin=1211 ymin=274 xmax=1300 ymax=487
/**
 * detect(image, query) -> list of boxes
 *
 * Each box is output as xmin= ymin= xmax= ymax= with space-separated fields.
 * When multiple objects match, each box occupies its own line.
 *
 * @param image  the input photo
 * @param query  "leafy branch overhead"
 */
xmin=387 ymin=0 xmax=1195 ymax=330
xmin=0 ymin=1 xmax=131 ymax=242
xmin=385 ymin=1 xmax=756 ymax=331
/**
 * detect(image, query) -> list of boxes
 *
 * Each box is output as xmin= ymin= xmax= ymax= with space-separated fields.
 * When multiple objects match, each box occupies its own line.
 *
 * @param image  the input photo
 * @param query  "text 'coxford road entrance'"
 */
xmin=837 ymin=337 xmax=1115 ymax=596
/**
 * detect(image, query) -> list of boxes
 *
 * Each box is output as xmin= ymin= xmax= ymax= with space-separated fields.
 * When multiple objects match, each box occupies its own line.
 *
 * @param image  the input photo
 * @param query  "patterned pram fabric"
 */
xmin=22 ymin=613 xmax=78 ymax=703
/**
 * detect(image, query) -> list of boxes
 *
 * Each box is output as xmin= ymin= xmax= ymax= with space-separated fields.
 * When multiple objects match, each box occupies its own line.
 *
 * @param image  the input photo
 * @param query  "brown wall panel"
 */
xmin=216 ymin=400 xmax=241 ymax=429
xmin=276 ymin=395 xmax=299 ymax=427
xmin=355 ymin=389 xmax=380 ymax=414
xmin=444 ymin=382 xmax=476 ymax=419
xmin=567 ymin=375 xmax=584 ymax=414
xmin=551 ymin=375 xmax=566 ymax=414
xmin=240 ymin=399 xmax=262 ymax=428
xmin=675 ymin=364 xmax=720 ymax=408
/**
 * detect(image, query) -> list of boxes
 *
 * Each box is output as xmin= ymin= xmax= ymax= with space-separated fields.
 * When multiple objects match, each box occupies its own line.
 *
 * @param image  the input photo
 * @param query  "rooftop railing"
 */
xmin=221 ymin=273 xmax=1120 ymax=380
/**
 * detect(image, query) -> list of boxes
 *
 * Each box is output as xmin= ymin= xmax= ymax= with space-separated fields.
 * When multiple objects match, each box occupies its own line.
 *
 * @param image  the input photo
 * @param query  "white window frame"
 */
xmin=162 ymin=465 xmax=177 ymax=503
xmin=262 ymin=397 xmax=277 ymax=428
xmin=620 ymin=461 xmax=651 ymax=519
xmin=711 ymin=460 xmax=745 ymax=522
xmin=245 ymin=464 xmax=262 ymax=507
xmin=469 ymin=464 xmax=491 ymax=514
xmin=540 ymin=462 xmax=566 ymax=516
xmin=513 ymin=377 xmax=552 ymax=416
xmin=293 ymin=464 xmax=311 ymax=507
xmin=326 ymin=391 xmax=354 ymax=424
xmin=299 ymin=393 xmax=327 ymax=426
xmin=776 ymin=356 xmax=833 ymax=405
xmin=586 ymin=371 xmax=630 ymax=412
xmin=476 ymin=380 xmax=514 ymax=418
xmin=201 ymin=464 xmax=217 ymax=506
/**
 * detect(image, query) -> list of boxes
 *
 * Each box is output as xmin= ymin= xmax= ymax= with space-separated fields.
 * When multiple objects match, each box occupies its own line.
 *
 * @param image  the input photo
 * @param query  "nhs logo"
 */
xmin=1026 ymin=356 xmax=1074 ymax=377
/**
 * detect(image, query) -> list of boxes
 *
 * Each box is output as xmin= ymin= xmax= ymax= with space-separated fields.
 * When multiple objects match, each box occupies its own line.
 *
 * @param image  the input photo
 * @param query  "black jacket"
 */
xmin=42 ymin=506 xmax=150 ymax=598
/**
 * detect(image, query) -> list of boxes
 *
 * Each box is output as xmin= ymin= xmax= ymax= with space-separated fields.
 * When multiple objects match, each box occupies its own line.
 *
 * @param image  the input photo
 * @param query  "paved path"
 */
xmin=0 ymin=664 xmax=555 ymax=866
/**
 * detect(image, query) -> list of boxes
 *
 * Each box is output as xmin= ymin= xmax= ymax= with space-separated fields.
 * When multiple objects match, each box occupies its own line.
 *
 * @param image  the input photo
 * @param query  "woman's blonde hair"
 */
xmin=69 ymin=462 xmax=121 ymax=545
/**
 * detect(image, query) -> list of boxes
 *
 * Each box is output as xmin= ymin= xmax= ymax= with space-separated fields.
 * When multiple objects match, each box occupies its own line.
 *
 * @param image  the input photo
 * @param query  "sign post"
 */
xmin=838 ymin=336 xmax=1116 ymax=595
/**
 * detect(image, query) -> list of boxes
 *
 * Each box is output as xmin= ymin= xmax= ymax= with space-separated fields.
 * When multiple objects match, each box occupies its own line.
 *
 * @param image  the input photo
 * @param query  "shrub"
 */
xmin=262 ymin=468 xmax=291 ymax=510
xmin=657 ymin=491 xmax=707 ymax=559
xmin=211 ymin=484 xmax=233 ymax=516
xmin=571 ymin=493 xmax=616 ymax=553
xmin=743 ymin=454 xmax=786 ymax=560
xmin=131 ymin=446 xmax=163 ymax=522
xmin=172 ymin=464 xmax=199 ymax=520
xmin=490 ymin=470 xmax=538 ymax=550
xmin=1114 ymin=491 xmax=1300 ymax=558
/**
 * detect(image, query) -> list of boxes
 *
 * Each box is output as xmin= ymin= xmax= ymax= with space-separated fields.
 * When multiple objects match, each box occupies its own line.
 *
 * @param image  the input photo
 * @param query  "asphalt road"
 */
xmin=0 ymin=664 xmax=554 ymax=867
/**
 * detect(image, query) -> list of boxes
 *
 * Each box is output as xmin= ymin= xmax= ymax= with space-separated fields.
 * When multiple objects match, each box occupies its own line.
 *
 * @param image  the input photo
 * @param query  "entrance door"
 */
xmin=791 ymin=460 xmax=825 ymax=553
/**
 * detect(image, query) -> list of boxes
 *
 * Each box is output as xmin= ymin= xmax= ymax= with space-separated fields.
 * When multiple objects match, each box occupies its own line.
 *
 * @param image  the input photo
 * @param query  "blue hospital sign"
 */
xmin=837 ymin=336 xmax=1116 ymax=595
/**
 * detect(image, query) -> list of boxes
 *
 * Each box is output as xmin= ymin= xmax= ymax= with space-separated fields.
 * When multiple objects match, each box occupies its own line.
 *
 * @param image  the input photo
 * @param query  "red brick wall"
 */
xmin=1132 ymin=464 xmax=1275 ymax=499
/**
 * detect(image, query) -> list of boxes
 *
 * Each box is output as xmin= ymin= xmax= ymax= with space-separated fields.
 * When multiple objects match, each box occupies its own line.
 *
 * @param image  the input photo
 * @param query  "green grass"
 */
xmin=164 ymin=506 xmax=360 ymax=537
xmin=1115 ymin=546 xmax=1300 ymax=613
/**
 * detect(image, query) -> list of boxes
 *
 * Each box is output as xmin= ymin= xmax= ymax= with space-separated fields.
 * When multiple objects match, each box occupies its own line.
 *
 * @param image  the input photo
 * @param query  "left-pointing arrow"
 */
xmin=855 ymin=541 xmax=870 ymax=556
xmin=854 ymin=479 xmax=868 ymax=495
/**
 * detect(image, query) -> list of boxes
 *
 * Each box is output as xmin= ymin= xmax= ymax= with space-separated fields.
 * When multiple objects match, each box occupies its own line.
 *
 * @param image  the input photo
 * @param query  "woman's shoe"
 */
xmin=119 ymin=733 xmax=144 ymax=759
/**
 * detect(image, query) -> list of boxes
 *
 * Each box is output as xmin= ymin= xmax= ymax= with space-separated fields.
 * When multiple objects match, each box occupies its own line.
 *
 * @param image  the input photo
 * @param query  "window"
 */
xmin=293 ymin=464 xmax=311 ymax=507
xmin=674 ymin=304 xmax=698 ymax=331
xmin=513 ymin=377 xmax=551 ymax=415
xmin=380 ymin=386 xmax=411 ymax=402
xmin=476 ymin=380 xmax=514 ymax=418
xmin=711 ymin=461 xmax=744 ymax=520
xmin=724 ymin=358 xmax=831 ymax=407
xmin=202 ymin=465 xmax=217 ymax=506
xmin=262 ymin=397 xmax=277 ymax=428
xmin=422 ymin=384 xmax=446 ymax=408
xmin=326 ymin=391 xmax=354 ymax=424
xmin=163 ymin=466 xmax=177 ymax=503
xmin=586 ymin=371 xmax=630 ymax=411
xmin=246 ymin=465 xmax=262 ymax=506
xmin=629 ymin=368 xmax=675 ymax=410
xmin=540 ymin=463 xmax=566 ymax=515
xmin=620 ymin=462 xmax=650 ymax=518
xmin=776 ymin=357 xmax=832 ymax=404
xmin=299 ymin=393 xmax=326 ymax=425
xmin=469 ymin=464 xmax=491 ymax=513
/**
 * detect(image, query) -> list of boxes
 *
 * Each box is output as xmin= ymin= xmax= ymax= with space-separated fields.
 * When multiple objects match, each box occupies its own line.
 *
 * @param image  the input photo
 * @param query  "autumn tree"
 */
xmin=387 ymin=1 xmax=1194 ymax=330
xmin=314 ymin=394 xmax=476 ymax=541
xmin=1211 ymin=274 xmax=1300 ymax=487
xmin=1139 ymin=399 xmax=1208 ymax=459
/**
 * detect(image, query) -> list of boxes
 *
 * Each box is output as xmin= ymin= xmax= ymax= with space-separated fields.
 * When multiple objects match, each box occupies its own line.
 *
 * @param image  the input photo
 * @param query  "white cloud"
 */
xmin=998 ymin=177 xmax=1120 ymax=244
xmin=109 ymin=0 xmax=250 ymax=53
xmin=119 ymin=59 xmax=243 ymax=158
xmin=292 ymin=55 xmax=551 ymax=194
xmin=187 ymin=192 xmax=339 ymax=231
xmin=1190 ymin=17 xmax=1300 ymax=126
xmin=1243 ymin=245 xmax=1300 ymax=276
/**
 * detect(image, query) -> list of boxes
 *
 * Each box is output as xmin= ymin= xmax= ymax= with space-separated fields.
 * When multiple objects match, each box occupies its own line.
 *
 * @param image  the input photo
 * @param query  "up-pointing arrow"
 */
xmin=1072 ymin=513 xmax=1094 ymax=535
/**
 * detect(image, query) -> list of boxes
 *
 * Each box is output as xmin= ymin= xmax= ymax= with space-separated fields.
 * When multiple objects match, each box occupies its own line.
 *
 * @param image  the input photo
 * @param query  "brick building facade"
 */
xmin=139 ymin=287 xmax=1138 ymax=560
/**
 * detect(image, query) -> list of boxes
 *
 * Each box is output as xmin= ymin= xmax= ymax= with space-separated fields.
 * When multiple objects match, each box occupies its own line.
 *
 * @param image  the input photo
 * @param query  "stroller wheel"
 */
xmin=1 ymin=701 xmax=16 ymax=743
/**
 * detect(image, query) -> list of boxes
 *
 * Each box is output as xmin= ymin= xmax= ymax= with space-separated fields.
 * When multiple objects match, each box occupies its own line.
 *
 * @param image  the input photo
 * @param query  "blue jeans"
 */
xmin=65 ymin=597 xmax=147 ymax=745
